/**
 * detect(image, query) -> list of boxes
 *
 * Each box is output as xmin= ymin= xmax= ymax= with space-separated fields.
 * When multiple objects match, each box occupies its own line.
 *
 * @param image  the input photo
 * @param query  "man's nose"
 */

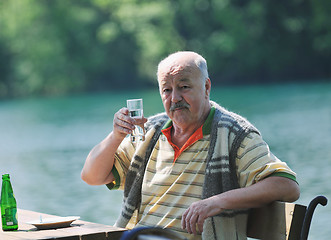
xmin=171 ymin=89 xmax=182 ymax=102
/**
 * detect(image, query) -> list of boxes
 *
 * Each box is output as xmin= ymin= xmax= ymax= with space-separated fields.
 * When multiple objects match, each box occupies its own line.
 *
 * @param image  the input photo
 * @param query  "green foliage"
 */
xmin=0 ymin=0 xmax=330 ymax=98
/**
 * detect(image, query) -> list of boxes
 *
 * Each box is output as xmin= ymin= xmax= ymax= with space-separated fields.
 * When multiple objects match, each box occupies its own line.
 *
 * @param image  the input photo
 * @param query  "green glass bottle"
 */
xmin=1 ymin=174 xmax=18 ymax=231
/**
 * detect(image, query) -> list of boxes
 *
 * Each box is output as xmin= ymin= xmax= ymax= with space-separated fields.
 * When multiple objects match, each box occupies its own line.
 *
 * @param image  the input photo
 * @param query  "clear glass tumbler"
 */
xmin=126 ymin=98 xmax=145 ymax=142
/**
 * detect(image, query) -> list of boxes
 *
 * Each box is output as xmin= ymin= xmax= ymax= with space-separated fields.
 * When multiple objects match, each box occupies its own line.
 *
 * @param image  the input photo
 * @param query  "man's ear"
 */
xmin=205 ymin=78 xmax=211 ymax=98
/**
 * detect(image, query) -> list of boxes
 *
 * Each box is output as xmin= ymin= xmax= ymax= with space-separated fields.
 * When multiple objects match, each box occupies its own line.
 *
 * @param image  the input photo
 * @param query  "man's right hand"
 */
xmin=113 ymin=107 xmax=147 ymax=139
xmin=81 ymin=107 xmax=147 ymax=186
xmin=113 ymin=107 xmax=147 ymax=140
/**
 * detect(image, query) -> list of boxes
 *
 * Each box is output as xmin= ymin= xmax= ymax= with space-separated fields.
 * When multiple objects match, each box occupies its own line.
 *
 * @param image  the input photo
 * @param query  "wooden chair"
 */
xmin=120 ymin=196 xmax=327 ymax=240
xmin=247 ymin=195 xmax=328 ymax=240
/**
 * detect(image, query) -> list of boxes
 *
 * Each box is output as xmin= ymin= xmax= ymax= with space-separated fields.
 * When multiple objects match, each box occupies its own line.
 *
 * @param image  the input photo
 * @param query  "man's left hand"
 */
xmin=181 ymin=198 xmax=223 ymax=235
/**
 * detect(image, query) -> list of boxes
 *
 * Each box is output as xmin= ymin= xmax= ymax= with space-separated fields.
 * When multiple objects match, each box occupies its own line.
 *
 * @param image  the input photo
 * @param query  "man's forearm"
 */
xmin=81 ymin=131 xmax=124 ymax=185
xmin=81 ymin=107 xmax=146 ymax=186
xmin=182 ymin=176 xmax=300 ymax=234
xmin=211 ymin=176 xmax=300 ymax=211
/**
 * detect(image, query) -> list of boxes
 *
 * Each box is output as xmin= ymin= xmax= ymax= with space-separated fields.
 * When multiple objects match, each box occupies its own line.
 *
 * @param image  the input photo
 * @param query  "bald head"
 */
xmin=157 ymin=51 xmax=209 ymax=83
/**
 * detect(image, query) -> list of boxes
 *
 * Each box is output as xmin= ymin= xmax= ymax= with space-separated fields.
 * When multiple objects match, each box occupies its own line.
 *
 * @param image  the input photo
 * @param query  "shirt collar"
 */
xmin=162 ymin=106 xmax=215 ymax=136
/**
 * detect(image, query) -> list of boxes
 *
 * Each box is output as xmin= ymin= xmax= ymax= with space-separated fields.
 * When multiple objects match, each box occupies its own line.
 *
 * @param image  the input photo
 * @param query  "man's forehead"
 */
xmin=157 ymin=52 xmax=203 ymax=86
xmin=158 ymin=66 xmax=196 ymax=86
xmin=158 ymin=62 xmax=198 ymax=79
xmin=159 ymin=77 xmax=190 ymax=86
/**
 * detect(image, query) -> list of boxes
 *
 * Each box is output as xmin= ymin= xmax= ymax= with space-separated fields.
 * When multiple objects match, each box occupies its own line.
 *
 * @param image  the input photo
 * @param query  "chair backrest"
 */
xmin=247 ymin=196 xmax=328 ymax=240
xmin=247 ymin=201 xmax=307 ymax=240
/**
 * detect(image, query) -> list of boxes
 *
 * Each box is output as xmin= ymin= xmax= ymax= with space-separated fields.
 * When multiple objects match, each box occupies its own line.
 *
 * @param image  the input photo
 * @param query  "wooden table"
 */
xmin=0 ymin=209 xmax=126 ymax=240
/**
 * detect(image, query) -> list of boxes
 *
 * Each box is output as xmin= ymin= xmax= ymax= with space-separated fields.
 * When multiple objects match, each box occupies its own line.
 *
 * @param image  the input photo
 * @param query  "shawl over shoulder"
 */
xmin=115 ymin=101 xmax=260 ymax=240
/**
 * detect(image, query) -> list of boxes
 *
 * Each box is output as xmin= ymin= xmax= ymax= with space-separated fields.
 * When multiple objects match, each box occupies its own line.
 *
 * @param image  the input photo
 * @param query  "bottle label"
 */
xmin=5 ymin=208 xmax=18 ymax=226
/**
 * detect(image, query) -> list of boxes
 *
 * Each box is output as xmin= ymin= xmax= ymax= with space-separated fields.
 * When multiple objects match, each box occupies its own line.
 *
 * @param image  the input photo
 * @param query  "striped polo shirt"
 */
xmin=111 ymin=107 xmax=296 ymax=239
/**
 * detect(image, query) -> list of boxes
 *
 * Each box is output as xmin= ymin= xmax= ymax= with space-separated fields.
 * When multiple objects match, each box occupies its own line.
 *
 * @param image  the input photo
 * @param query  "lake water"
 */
xmin=1 ymin=82 xmax=330 ymax=239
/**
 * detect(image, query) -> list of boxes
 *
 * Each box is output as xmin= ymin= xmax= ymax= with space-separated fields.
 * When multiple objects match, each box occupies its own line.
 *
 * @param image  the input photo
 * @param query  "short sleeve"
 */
xmin=236 ymin=132 xmax=297 ymax=188
xmin=106 ymin=136 xmax=135 ymax=190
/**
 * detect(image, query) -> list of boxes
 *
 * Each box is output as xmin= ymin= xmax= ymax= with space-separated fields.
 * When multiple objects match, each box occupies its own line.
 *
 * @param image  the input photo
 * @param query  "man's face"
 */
xmin=158 ymin=62 xmax=211 ymax=128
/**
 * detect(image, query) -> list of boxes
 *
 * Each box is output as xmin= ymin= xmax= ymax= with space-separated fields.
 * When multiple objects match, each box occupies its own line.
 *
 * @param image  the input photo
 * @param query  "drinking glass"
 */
xmin=126 ymin=98 xmax=145 ymax=142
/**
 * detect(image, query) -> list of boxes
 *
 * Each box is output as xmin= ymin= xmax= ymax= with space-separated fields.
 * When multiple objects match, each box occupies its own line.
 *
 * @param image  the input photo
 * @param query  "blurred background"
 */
xmin=0 ymin=0 xmax=330 ymax=98
xmin=1 ymin=0 xmax=330 ymax=239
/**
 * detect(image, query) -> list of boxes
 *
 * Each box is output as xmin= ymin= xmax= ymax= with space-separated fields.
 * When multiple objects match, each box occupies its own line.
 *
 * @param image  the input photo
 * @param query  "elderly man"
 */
xmin=81 ymin=51 xmax=299 ymax=240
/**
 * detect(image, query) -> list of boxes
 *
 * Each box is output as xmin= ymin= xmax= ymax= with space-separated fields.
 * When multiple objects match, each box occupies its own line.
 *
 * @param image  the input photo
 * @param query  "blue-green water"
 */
xmin=1 ymin=82 xmax=330 ymax=239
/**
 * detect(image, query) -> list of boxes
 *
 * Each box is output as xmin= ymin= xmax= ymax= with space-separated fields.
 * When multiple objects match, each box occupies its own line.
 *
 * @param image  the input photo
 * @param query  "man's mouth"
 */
xmin=170 ymin=102 xmax=190 ymax=111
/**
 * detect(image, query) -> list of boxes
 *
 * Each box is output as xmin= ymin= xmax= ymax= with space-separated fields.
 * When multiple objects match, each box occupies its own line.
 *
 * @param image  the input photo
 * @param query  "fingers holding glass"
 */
xmin=113 ymin=108 xmax=135 ymax=136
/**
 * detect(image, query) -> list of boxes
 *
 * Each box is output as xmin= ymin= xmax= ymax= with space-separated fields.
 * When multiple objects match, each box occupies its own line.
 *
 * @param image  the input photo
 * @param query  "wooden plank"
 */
xmin=287 ymin=204 xmax=307 ymax=240
xmin=75 ymin=221 xmax=126 ymax=240
xmin=58 ymin=225 xmax=107 ymax=239
xmin=106 ymin=230 xmax=125 ymax=240
xmin=247 ymin=202 xmax=307 ymax=240
xmin=0 ymin=209 xmax=80 ymax=239
xmin=1 ymin=229 xmax=80 ymax=240
xmin=0 ymin=232 xmax=23 ymax=240
xmin=58 ymin=220 xmax=126 ymax=239
xmin=1 ymin=209 xmax=127 ymax=240
xmin=247 ymin=201 xmax=288 ymax=240
xmin=105 ymin=225 xmax=126 ymax=240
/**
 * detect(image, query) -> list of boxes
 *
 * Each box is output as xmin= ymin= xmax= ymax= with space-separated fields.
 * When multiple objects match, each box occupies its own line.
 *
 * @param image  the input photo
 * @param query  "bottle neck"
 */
xmin=2 ymin=174 xmax=10 ymax=181
xmin=1 ymin=180 xmax=14 ymax=197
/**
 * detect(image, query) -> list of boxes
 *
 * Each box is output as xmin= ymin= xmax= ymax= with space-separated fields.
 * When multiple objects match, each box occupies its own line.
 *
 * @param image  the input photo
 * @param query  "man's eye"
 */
xmin=163 ymin=89 xmax=170 ymax=93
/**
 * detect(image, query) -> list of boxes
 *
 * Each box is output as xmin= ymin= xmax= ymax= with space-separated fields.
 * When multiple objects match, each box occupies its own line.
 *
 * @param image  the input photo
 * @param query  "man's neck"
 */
xmin=171 ymin=126 xmax=198 ymax=149
xmin=171 ymin=106 xmax=211 ymax=148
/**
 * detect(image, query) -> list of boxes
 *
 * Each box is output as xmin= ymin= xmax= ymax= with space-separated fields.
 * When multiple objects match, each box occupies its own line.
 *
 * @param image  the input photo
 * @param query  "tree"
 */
xmin=0 ymin=0 xmax=329 ymax=98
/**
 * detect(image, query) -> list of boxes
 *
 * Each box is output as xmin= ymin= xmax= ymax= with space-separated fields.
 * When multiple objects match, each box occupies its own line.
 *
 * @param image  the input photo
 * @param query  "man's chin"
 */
xmin=170 ymin=113 xmax=191 ymax=125
xmin=170 ymin=108 xmax=188 ymax=119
